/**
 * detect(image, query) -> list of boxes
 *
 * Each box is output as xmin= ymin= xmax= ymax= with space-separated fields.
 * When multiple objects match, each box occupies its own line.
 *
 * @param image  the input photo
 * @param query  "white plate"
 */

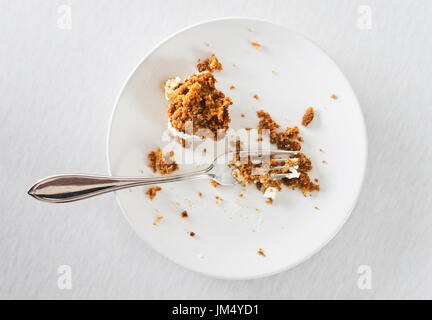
xmin=107 ymin=18 xmax=367 ymax=279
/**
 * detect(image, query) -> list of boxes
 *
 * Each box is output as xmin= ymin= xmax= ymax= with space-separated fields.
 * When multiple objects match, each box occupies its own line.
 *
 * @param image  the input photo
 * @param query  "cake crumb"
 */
xmin=153 ymin=215 xmax=163 ymax=226
xmin=253 ymin=94 xmax=259 ymax=100
xmin=322 ymin=160 xmax=327 ymax=164
xmin=230 ymin=85 xmax=236 ymax=90
xmin=241 ymin=113 xmax=245 ymax=118
xmin=250 ymin=42 xmax=261 ymax=49
xmin=210 ymin=179 xmax=220 ymax=188
xmin=198 ymin=192 xmax=202 ymax=197
xmin=301 ymin=107 xmax=314 ymax=127
xmin=314 ymin=206 xmax=320 ymax=210
xmin=146 ymin=186 xmax=162 ymax=200
xmin=265 ymin=198 xmax=273 ymax=204
xmin=197 ymin=53 xmax=222 ymax=72
xmin=148 ymin=148 xmax=178 ymax=175
xmin=257 ymin=248 xmax=266 ymax=257
xmin=330 ymin=94 xmax=337 ymax=99
xmin=181 ymin=210 xmax=188 ymax=218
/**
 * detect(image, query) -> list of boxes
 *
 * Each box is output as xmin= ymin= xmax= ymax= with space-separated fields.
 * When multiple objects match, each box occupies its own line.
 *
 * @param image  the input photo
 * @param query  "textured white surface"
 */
xmin=1 ymin=0 xmax=431 ymax=299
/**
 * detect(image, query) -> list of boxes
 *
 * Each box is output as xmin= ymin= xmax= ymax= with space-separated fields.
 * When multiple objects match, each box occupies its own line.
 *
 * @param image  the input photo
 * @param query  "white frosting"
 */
xmin=164 ymin=76 xmax=181 ymax=100
xmin=263 ymin=187 xmax=277 ymax=200
xmin=285 ymin=165 xmax=300 ymax=179
xmin=231 ymin=168 xmax=245 ymax=182
xmin=167 ymin=119 xmax=195 ymax=140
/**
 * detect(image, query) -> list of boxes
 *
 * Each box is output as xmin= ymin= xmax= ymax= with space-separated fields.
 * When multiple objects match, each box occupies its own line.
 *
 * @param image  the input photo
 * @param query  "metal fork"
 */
xmin=27 ymin=150 xmax=297 ymax=203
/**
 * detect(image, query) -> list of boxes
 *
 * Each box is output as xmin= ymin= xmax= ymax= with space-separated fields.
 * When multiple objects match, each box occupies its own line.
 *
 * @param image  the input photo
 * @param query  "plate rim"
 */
xmin=106 ymin=16 xmax=368 ymax=280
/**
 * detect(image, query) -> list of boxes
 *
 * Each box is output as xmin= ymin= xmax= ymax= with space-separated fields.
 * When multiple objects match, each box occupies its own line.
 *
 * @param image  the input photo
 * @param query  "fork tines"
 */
xmin=237 ymin=150 xmax=297 ymax=159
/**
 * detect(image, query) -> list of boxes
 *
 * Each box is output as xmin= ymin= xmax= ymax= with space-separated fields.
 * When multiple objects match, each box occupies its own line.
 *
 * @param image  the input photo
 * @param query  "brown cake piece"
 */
xmin=147 ymin=148 xmax=178 ymax=175
xmin=146 ymin=186 xmax=162 ymax=200
xmin=197 ymin=53 xmax=222 ymax=72
xmin=165 ymin=72 xmax=232 ymax=140
xmin=301 ymin=107 xmax=314 ymax=127
xmin=257 ymin=110 xmax=302 ymax=151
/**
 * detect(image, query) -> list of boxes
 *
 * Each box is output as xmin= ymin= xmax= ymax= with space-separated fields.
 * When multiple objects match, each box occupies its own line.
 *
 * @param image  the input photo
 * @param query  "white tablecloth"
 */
xmin=1 ymin=0 xmax=431 ymax=299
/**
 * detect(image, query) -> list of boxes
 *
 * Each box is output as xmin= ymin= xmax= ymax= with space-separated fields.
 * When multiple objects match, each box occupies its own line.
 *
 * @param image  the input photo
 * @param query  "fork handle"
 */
xmin=28 ymin=170 xmax=213 ymax=203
